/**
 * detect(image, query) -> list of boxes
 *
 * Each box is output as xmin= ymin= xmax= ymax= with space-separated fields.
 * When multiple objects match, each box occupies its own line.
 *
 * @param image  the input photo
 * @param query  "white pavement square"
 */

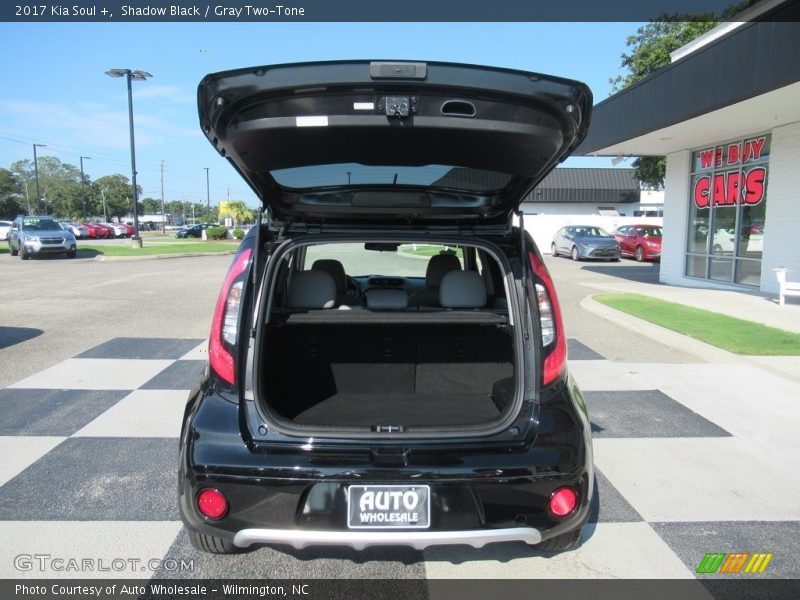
xmin=0 ymin=436 xmax=65 ymax=486
xmin=8 ymin=359 xmax=174 ymax=391
xmin=594 ymin=437 xmax=800 ymax=522
xmin=72 ymin=390 xmax=188 ymax=438
xmin=0 ymin=521 xmax=183 ymax=579
xmin=568 ymin=360 xmax=655 ymax=391
xmin=423 ymin=522 xmax=695 ymax=579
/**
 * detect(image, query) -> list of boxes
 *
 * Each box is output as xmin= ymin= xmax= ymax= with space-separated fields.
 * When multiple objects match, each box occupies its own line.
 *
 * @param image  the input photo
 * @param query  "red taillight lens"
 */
xmin=197 ymin=488 xmax=228 ymax=519
xmin=529 ymin=252 xmax=567 ymax=386
xmin=209 ymin=248 xmax=252 ymax=385
xmin=548 ymin=487 xmax=578 ymax=518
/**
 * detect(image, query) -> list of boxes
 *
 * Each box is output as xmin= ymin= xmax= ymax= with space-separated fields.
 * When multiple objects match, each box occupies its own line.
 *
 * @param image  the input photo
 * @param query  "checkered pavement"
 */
xmin=1 ymin=337 xmax=798 ymax=580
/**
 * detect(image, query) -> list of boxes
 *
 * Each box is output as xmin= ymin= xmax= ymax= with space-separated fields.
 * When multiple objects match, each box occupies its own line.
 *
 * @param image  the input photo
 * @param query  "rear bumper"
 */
xmin=178 ymin=376 xmax=593 ymax=550
xmin=234 ymin=526 xmax=542 ymax=550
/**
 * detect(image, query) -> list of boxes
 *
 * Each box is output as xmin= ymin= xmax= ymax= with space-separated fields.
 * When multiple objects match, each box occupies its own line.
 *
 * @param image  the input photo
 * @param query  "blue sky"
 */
xmin=0 ymin=22 xmax=640 ymax=207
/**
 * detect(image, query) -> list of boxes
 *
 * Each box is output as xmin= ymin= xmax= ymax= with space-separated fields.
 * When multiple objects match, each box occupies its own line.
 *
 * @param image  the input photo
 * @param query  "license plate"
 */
xmin=347 ymin=485 xmax=430 ymax=529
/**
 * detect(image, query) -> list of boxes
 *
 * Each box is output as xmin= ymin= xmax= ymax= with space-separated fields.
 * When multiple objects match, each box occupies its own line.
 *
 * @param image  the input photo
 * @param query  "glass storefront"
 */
xmin=685 ymin=134 xmax=769 ymax=287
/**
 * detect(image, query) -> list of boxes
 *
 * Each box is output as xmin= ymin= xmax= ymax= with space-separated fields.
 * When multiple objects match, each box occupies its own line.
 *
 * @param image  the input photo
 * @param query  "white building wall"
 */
xmin=660 ymin=150 xmax=691 ymax=286
xmin=760 ymin=120 xmax=800 ymax=293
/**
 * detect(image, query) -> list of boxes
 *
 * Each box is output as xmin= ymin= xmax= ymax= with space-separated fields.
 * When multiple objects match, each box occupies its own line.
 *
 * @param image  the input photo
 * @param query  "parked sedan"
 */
xmin=84 ymin=223 xmax=111 ymax=238
xmin=612 ymin=224 xmax=662 ymax=262
xmin=101 ymin=223 xmax=128 ymax=238
xmin=552 ymin=225 xmax=620 ymax=261
xmin=176 ymin=223 xmax=218 ymax=238
xmin=60 ymin=221 xmax=90 ymax=240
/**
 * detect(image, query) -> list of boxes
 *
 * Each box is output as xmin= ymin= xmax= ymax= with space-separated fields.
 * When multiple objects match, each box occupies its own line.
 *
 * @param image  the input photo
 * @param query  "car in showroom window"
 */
xmin=179 ymin=60 xmax=594 ymax=555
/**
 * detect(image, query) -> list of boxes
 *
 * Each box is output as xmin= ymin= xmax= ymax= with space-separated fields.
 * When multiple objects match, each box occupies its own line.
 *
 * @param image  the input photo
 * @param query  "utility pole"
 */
xmin=79 ymin=156 xmax=91 ymax=221
xmin=100 ymin=188 xmax=108 ymax=222
xmin=23 ymin=181 xmax=31 ymax=214
xmin=33 ymin=143 xmax=46 ymax=212
xmin=204 ymin=167 xmax=210 ymax=215
xmin=160 ymin=160 xmax=166 ymax=234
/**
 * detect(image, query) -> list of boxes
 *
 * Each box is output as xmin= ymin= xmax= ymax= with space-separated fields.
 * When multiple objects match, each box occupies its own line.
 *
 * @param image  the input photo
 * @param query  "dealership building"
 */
xmin=578 ymin=0 xmax=800 ymax=293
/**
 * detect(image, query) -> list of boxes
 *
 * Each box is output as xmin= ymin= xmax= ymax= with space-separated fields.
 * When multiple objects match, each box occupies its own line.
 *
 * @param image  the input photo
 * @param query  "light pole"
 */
xmin=106 ymin=68 xmax=151 ymax=247
xmin=33 ymin=143 xmax=46 ymax=212
xmin=204 ymin=167 xmax=210 ymax=217
xmin=79 ymin=156 xmax=91 ymax=221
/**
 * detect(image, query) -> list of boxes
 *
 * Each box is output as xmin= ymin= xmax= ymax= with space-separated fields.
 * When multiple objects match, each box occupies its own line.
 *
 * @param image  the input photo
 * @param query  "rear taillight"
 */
xmin=209 ymin=248 xmax=252 ymax=385
xmin=529 ymin=252 xmax=567 ymax=386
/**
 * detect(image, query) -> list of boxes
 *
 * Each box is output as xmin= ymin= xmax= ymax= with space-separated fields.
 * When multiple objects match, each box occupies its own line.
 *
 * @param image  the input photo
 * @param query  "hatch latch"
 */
xmin=378 ymin=96 xmax=418 ymax=118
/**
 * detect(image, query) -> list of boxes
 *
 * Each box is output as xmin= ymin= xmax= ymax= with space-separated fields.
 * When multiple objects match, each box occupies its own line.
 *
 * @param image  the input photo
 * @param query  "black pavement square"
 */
xmin=0 ymin=389 xmax=128 ymax=436
xmin=0 ymin=437 xmax=178 ymax=521
xmin=652 ymin=521 xmax=800 ymax=579
xmin=155 ymin=528 xmax=425 ymax=580
xmin=141 ymin=360 xmax=206 ymax=390
xmin=586 ymin=390 xmax=731 ymax=438
xmin=568 ymin=339 xmax=605 ymax=360
xmin=589 ymin=468 xmax=643 ymax=524
xmin=77 ymin=338 xmax=204 ymax=360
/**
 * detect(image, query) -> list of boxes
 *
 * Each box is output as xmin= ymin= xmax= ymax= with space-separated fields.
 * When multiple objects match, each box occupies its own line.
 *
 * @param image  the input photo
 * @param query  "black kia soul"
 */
xmin=179 ymin=60 xmax=594 ymax=554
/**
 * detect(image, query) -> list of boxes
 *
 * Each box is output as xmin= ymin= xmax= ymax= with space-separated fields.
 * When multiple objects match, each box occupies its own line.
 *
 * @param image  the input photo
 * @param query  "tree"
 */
xmin=0 ymin=168 xmax=24 ymax=219
xmin=92 ymin=174 xmax=142 ymax=220
xmin=10 ymin=156 xmax=84 ymax=217
xmin=611 ymin=16 xmax=719 ymax=188
xmin=219 ymin=200 xmax=253 ymax=226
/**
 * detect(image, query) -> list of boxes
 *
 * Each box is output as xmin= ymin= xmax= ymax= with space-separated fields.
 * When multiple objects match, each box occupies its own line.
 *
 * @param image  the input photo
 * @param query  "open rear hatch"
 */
xmin=198 ymin=60 xmax=591 ymax=227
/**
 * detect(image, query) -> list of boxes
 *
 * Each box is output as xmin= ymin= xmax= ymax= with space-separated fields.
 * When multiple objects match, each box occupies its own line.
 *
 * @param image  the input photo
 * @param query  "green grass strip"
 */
xmin=594 ymin=293 xmax=800 ymax=355
xmin=78 ymin=242 xmax=237 ymax=256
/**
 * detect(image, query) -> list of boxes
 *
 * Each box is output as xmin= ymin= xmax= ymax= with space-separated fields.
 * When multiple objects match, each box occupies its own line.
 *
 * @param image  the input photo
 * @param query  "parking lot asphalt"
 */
xmin=1 ymin=251 xmax=798 ymax=583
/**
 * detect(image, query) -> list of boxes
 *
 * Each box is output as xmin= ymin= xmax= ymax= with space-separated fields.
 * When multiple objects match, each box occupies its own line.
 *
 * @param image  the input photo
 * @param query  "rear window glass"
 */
xmin=304 ymin=242 xmax=463 ymax=278
xmin=271 ymin=164 xmax=513 ymax=192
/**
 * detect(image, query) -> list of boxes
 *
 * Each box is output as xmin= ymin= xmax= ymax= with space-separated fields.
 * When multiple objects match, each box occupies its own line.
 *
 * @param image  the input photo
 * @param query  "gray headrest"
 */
xmin=425 ymin=253 xmax=461 ymax=287
xmin=288 ymin=271 xmax=336 ymax=309
xmin=312 ymin=259 xmax=347 ymax=293
xmin=366 ymin=289 xmax=408 ymax=310
xmin=439 ymin=271 xmax=487 ymax=309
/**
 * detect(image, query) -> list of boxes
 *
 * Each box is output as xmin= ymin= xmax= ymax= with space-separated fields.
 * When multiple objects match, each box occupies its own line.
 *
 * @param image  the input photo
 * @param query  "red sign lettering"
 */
xmin=694 ymin=176 xmax=710 ymax=208
xmin=692 ymin=167 xmax=766 ymax=208
xmin=699 ymin=149 xmax=715 ymax=169
xmin=727 ymin=143 xmax=740 ymax=165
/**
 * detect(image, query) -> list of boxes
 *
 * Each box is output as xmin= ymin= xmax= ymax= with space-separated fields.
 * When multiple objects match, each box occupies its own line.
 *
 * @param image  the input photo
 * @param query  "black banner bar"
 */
xmin=1 ymin=0 xmax=789 ymax=23
xmin=3 ymin=579 xmax=800 ymax=600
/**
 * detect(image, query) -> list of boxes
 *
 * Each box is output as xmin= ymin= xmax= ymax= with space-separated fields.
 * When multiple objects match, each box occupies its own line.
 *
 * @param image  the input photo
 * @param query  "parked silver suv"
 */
xmin=7 ymin=216 xmax=77 ymax=260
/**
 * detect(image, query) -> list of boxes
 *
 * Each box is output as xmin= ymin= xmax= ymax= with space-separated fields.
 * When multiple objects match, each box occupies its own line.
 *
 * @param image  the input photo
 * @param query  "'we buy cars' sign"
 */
xmin=692 ymin=136 xmax=769 ymax=209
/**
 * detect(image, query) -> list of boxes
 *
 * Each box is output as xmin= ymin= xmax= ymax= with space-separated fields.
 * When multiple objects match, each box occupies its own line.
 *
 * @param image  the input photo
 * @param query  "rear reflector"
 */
xmin=548 ymin=487 xmax=578 ymax=518
xmin=197 ymin=488 xmax=228 ymax=520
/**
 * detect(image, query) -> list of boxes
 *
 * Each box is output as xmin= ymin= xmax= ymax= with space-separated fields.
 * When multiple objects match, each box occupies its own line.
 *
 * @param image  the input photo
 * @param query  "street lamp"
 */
xmin=106 ymin=68 xmax=151 ymax=248
xmin=79 ymin=156 xmax=91 ymax=220
xmin=33 ymin=143 xmax=46 ymax=212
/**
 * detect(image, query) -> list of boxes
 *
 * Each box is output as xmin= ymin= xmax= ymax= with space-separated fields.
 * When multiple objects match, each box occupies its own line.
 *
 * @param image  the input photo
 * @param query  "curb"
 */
xmin=580 ymin=294 xmax=800 ymax=384
xmin=91 ymin=251 xmax=236 ymax=262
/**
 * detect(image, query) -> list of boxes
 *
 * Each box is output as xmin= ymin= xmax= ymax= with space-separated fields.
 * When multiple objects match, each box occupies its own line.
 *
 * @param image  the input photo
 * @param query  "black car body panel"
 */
xmin=179 ymin=61 xmax=594 ymax=553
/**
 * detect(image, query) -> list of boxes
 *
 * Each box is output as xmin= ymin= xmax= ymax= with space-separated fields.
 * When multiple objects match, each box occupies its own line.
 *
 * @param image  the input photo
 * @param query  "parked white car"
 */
xmin=0 ymin=220 xmax=11 ymax=241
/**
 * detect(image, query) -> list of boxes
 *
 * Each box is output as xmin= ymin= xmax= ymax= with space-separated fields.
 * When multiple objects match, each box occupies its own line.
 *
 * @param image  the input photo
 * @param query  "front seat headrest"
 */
xmin=288 ymin=271 xmax=336 ymax=309
xmin=439 ymin=270 xmax=487 ymax=309
xmin=312 ymin=259 xmax=347 ymax=293
xmin=425 ymin=253 xmax=461 ymax=288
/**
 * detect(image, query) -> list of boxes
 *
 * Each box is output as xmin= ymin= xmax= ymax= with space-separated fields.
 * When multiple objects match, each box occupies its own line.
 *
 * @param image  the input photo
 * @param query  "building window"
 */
xmin=685 ymin=134 xmax=769 ymax=287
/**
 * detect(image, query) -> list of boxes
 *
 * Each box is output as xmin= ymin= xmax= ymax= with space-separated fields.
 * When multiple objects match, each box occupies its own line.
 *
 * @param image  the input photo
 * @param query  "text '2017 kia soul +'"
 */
xmin=179 ymin=61 xmax=594 ymax=554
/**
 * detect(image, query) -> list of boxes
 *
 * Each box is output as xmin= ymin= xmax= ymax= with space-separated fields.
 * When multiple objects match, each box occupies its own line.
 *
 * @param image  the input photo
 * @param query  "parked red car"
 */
xmin=81 ymin=223 xmax=102 ymax=238
xmin=90 ymin=223 xmax=112 ymax=238
xmin=612 ymin=224 xmax=662 ymax=262
xmin=120 ymin=223 xmax=134 ymax=237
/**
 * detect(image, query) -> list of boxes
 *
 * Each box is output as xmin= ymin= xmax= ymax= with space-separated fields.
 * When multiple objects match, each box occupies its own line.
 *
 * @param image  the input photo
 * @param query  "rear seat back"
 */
xmin=366 ymin=289 xmax=408 ymax=311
